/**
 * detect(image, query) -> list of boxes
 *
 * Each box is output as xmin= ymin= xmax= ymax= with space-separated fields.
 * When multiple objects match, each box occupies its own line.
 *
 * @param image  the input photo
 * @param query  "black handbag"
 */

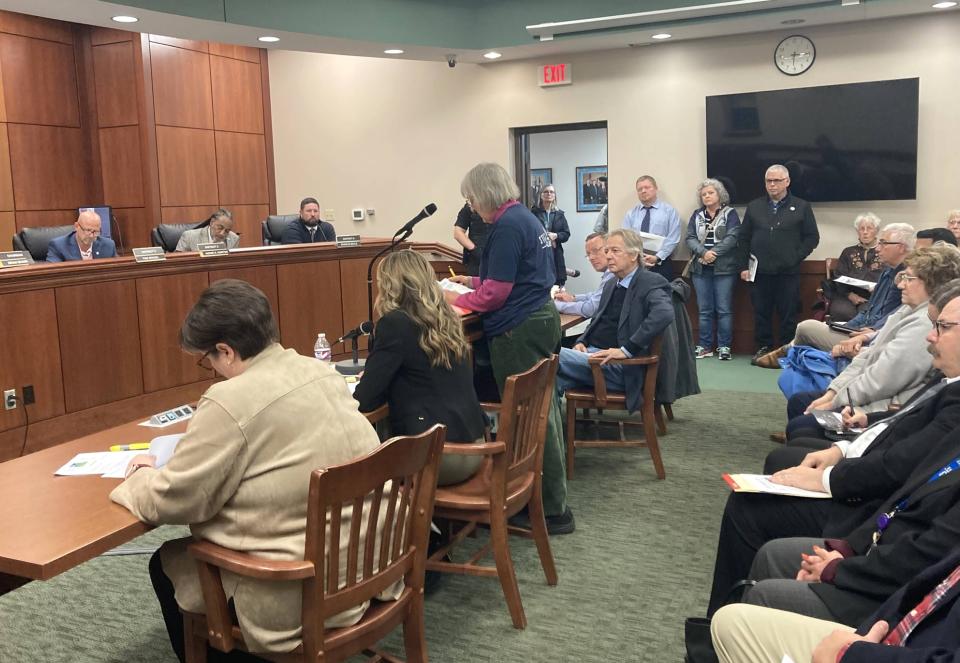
xmin=684 ymin=579 xmax=757 ymax=663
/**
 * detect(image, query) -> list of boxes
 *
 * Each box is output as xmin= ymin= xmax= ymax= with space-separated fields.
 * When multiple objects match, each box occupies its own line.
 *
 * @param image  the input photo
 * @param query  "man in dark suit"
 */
xmin=46 ymin=210 xmax=116 ymax=262
xmin=279 ymin=197 xmax=336 ymax=244
xmin=555 ymin=228 xmax=675 ymax=413
xmin=712 ymin=548 xmax=960 ymax=662
xmin=705 ymin=279 xmax=960 ymax=618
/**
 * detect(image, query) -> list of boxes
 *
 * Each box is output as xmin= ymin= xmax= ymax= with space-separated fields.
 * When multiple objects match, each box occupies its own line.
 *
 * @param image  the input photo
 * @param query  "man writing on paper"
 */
xmin=701 ymin=279 xmax=960 ymax=625
xmin=46 ymin=209 xmax=116 ymax=262
xmin=622 ymin=175 xmax=681 ymax=280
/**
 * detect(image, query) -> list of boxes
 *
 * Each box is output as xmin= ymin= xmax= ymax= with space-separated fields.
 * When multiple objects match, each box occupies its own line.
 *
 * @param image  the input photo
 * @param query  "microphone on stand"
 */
xmin=337 ymin=320 xmax=373 ymax=344
xmin=335 ymin=321 xmax=374 ymax=376
xmin=393 ymin=203 xmax=438 ymax=239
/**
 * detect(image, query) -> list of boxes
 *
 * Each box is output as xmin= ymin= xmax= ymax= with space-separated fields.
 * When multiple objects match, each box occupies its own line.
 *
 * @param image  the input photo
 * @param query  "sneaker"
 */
xmin=695 ymin=346 xmax=714 ymax=359
xmin=717 ymin=347 xmax=732 ymax=361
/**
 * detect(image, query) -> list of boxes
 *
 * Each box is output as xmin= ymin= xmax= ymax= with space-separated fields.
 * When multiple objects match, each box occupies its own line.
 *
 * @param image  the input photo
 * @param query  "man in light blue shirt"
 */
xmin=554 ymin=232 xmax=613 ymax=317
xmin=622 ymin=175 xmax=681 ymax=280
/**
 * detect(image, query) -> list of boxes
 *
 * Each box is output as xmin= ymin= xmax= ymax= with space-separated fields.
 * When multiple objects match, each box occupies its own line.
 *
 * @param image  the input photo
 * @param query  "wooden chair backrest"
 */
xmin=300 ymin=424 xmax=445 ymax=655
xmin=496 ymin=356 xmax=558 ymax=485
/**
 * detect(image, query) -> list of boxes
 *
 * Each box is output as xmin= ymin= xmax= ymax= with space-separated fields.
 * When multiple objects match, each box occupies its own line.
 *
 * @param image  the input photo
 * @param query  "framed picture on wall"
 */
xmin=576 ymin=165 xmax=608 ymax=212
xmin=529 ymin=168 xmax=552 ymax=206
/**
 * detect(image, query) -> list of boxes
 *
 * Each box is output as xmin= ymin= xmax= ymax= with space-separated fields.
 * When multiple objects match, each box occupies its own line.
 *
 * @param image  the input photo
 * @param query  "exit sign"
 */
xmin=539 ymin=63 xmax=571 ymax=87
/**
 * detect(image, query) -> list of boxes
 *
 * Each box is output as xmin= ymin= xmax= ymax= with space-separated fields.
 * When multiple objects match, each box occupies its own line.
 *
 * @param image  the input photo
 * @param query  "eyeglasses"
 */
xmin=934 ymin=320 xmax=960 ymax=337
xmin=877 ymin=239 xmax=904 ymax=247
xmin=895 ymin=273 xmax=920 ymax=284
xmin=765 ymin=178 xmax=787 ymax=184
xmin=76 ymin=226 xmax=101 ymax=236
xmin=542 ymin=190 xmax=556 ymax=195
xmin=196 ymin=351 xmax=214 ymax=370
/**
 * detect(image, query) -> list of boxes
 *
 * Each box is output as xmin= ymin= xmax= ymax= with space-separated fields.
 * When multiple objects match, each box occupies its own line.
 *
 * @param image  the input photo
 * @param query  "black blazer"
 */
xmin=531 ymin=206 xmax=570 ymax=285
xmin=279 ymin=218 xmax=336 ymax=244
xmin=577 ymin=268 xmax=675 ymax=412
xmin=353 ymin=310 xmax=486 ymax=443
xmin=844 ymin=548 xmax=960 ymax=662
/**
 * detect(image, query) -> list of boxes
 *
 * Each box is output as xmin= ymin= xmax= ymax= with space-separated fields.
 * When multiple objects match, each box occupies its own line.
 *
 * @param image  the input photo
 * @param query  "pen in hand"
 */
xmin=449 ymin=267 xmax=457 ymax=278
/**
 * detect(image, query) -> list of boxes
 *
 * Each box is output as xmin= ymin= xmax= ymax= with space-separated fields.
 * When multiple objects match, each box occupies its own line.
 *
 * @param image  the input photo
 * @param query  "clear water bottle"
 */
xmin=314 ymin=333 xmax=331 ymax=362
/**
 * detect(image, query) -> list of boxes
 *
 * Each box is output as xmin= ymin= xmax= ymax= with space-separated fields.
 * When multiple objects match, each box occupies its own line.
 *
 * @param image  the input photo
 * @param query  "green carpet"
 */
xmin=0 ymin=361 xmax=786 ymax=662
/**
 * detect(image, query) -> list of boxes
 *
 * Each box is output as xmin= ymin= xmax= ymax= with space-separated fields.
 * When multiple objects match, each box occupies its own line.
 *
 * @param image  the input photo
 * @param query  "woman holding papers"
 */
xmin=354 ymin=250 xmax=486 ymax=485
xmin=821 ymin=213 xmax=883 ymax=322
xmin=684 ymin=178 xmax=741 ymax=361
xmin=110 ymin=280 xmax=395 ymax=660
xmin=441 ymin=162 xmax=573 ymax=535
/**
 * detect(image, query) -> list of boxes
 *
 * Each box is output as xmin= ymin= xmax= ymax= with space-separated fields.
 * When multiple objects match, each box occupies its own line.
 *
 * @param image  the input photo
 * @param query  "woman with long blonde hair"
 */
xmin=355 ymin=249 xmax=486 ymax=484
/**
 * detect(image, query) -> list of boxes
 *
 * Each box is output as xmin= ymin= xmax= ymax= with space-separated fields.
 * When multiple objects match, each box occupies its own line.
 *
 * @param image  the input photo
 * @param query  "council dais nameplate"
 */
xmin=198 ymin=241 xmax=229 ymax=257
xmin=336 ymin=234 xmax=361 ymax=248
xmin=0 ymin=251 xmax=34 ymax=268
xmin=133 ymin=247 xmax=166 ymax=263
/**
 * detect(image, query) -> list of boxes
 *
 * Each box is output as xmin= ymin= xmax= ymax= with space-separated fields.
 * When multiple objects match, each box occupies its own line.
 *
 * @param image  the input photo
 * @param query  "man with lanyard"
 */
xmin=622 ymin=175 xmax=681 ymax=280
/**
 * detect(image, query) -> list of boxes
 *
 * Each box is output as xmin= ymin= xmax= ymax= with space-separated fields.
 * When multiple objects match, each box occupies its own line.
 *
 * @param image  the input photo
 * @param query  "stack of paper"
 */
xmin=55 ymin=434 xmax=184 ymax=478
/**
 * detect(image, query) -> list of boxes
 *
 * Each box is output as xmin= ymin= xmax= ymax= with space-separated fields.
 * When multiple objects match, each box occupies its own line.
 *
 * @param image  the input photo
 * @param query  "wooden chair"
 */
xmin=564 ymin=337 xmax=665 ymax=480
xmin=180 ymin=425 xmax=446 ymax=663
xmin=426 ymin=356 xmax=559 ymax=630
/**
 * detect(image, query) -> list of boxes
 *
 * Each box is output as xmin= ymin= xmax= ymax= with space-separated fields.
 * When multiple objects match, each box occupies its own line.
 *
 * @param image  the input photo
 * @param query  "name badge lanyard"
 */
xmin=868 ymin=456 xmax=960 ymax=555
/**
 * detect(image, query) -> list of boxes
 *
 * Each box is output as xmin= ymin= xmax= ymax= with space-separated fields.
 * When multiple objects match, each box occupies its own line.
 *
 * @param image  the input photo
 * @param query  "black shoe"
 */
xmin=509 ymin=508 xmax=576 ymax=535
xmin=750 ymin=346 xmax=772 ymax=365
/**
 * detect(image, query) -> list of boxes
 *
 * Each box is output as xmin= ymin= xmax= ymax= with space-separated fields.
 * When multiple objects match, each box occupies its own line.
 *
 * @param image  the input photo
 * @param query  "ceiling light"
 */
xmin=483 ymin=51 xmax=502 ymax=60
xmin=258 ymin=36 xmax=280 ymax=43
xmin=111 ymin=15 xmax=138 ymax=23
xmin=651 ymin=33 xmax=672 ymax=40
xmin=781 ymin=18 xmax=806 ymax=25
xmin=932 ymin=1 xmax=957 ymax=7
xmin=383 ymin=48 xmax=404 ymax=55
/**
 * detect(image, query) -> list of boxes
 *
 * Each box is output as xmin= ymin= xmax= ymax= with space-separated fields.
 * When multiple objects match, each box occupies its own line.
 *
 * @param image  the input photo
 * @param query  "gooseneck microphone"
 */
xmin=338 ymin=320 xmax=373 ymax=344
xmin=565 ymin=268 xmax=581 ymax=278
xmin=393 ymin=203 xmax=438 ymax=238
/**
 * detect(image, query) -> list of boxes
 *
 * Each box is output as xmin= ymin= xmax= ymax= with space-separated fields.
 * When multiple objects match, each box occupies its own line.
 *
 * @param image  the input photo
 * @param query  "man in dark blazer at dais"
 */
xmin=46 ymin=209 xmax=116 ymax=262
xmin=555 ymin=228 xmax=675 ymax=413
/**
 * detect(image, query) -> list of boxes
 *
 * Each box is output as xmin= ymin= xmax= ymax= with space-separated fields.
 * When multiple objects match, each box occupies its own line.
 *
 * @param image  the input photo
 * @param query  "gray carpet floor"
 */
xmin=0 ymin=381 xmax=783 ymax=662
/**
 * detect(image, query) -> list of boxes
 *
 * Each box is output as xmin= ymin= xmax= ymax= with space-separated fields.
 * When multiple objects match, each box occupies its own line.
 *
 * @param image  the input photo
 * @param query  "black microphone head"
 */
xmin=424 ymin=203 xmax=438 ymax=216
xmin=359 ymin=320 xmax=374 ymax=334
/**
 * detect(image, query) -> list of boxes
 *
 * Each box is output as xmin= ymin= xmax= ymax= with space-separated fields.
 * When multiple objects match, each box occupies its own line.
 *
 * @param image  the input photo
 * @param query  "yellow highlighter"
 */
xmin=109 ymin=442 xmax=151 ymax=452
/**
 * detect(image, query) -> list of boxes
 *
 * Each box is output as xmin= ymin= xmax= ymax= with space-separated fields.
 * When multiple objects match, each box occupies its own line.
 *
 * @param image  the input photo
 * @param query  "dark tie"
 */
xmin=640 ymin=206 xmax=652 ymax=233
xmin=308 ymin=226 xmax=317 ymax=242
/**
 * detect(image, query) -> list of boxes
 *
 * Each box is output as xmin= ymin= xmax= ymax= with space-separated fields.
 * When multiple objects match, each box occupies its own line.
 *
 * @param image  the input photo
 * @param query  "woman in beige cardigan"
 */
xmin=111 ymin=279 xmax=395 ymax=661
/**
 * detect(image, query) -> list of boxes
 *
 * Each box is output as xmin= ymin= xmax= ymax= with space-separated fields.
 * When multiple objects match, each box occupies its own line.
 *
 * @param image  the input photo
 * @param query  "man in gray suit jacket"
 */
xmin=555 ymin=228 xmax=675 ymax=412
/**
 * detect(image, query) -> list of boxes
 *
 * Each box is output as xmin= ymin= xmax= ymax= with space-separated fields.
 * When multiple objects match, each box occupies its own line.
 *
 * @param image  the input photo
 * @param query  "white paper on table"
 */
xmin=149 ymin=434 xmax=184 ymax=468
xmin=439 ymin=278 xmax=473 ymax=295
xmin=833 ymin=275 xmax=877 ymax=292
xmin=56 ymin=451 xmax=139 ymax=477
xmin=723 ymin=473 xmax=831 ymax=499
xmin=747 ymin=254 xmax=759 ymax=282
xmin=637 ymin=231 xmax=665 ymax=255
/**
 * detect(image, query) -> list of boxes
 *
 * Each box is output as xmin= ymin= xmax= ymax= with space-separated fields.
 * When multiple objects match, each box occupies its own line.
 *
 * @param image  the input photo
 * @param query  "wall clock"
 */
xmin=775 ymin=35 xmax=815 ymax=75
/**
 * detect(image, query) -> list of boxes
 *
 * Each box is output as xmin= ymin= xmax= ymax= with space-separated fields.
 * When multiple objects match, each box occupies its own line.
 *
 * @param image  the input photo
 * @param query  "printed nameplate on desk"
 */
xmin=132 ymin=247 xmax=166 ymax=263
xmin=0 ymin=250 xmax=33 ymax=268
xmin=336 ymin=234 xmax=361 ymax=248
xmin=198 ymin=241 xmax=229 ymax=257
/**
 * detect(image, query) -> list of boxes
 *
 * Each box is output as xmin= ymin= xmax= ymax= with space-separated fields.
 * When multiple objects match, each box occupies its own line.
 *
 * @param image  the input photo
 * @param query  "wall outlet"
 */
xmin=3 ymin=388 xmax=15 ymax=411
xmin=366 ymin=208 xmax=376 ymax=216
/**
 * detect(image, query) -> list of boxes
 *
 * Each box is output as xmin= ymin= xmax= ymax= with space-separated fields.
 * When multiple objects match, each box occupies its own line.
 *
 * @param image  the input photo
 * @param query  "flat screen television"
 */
xmin=78 ymin=206 xmax=112 ymax=239
xmin=705 ymin=78 xmax=919 ymax=204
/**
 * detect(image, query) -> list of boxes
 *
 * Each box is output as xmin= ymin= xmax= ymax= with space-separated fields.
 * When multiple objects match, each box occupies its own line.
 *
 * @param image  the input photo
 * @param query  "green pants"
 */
xmin=488 ymin=301 xmax=567 ymax=516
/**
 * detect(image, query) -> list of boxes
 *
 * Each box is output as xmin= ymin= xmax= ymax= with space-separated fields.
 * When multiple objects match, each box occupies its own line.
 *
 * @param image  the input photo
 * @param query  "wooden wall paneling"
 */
xmin=7 ymin=125 xmax=95 ymax=210
xmin=112 ymin=207 xmax=150 ymax=251
xmin=91 ymin=41 xmax=138 ymax=127
xmin=89 ymin=26 xmax=133 ymax=46
xmin=0 ymin=427 xmax=24 ymax=462
xmin=0 ymin=34 xmax=79 ymax=127
xmin=208 ymin=42 xmax=260 ymax=63
xmin=339 ymin=258 xmax=375 ymax=354
xmin=226 ymin=204 xmax=269 ymax=247
xmin=0 ymin=290 xmax=65 ymax=429
xmin=155 ymin=126 xmax=218 ymax=206
xmin=22 ymin=379 xmax=213 ymax=456
xmin=73 ymin=26 xmax=104 ymax=208
xmin=207 ymin=264 xmax=279 ymax=322
xmin=0 ymin=11 xmax=73 ymax=44
xmin=214 ymin=131 xmax=268 ymax=205
xmin=149 ymin=42 xmax=213 ymax=129
xmin=14 ymin=210 xmax=76 ymax=230
xmin=0 ymin=124 xmax=13 ymax=210
xmin=0 ymin=44 xmax=7 ymax=122
xmin=56 ymin=280 xmax=143 ymax=412
xmin=160 ymin=205 xmax=219 ymax=224
xmin=99 ymin=126 xmax=144 ymax=208
xmin=148 ymin=34 xmax=208 ymax=53
xmin=210 ymin=55 xmax=263 ymax=134
xmin=0 ymin=210 xmax=13 ymax=250
xmin=277 ymin=261 xmax=344 ymax=357
xmin=136 ymin=271 xmax=210 ymax=392
xmin=136 ymin=34 xmax=160 ymax=232
xmin=259 ymin=49 xmax=276 ymax=214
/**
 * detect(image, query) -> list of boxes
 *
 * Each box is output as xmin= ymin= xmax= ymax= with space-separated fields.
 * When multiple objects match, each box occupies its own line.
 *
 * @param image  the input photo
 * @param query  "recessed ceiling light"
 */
xmin=932 ymin=1 xmax=957 ymax=8
xmin=111 ymin=15 xmax=138 ymax=23
xmin=258 ymin=36 xmax=280 ymax=43
xmin=781 ymin=18 xmax=806 ymax=25
xmin=383 ymin=48 xmax=404 ymax=55
xmin=483 ymin=51 xmax=502 ymax=60
xmin=651 ymin=33 xmax=672 ymax=40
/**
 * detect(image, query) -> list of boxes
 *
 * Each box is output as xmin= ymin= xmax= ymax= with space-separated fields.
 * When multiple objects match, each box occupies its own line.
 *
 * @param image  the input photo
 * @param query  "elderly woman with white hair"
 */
xmin=685 ymin=177 xmax=741 ymax=361
xmin=947 ymin=209 xmax=960 ymax=242
xmin=823 ymin=212 xmax=884 ymax=321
